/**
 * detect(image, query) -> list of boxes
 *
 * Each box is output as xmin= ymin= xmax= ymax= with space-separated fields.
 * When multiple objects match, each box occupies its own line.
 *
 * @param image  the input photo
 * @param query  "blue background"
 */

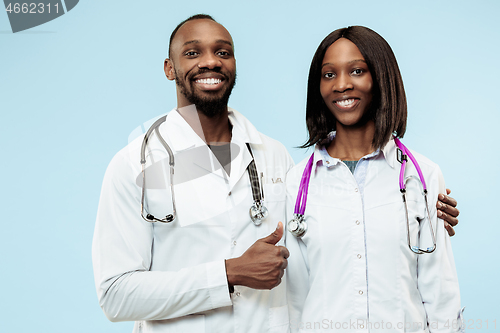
xmin=1 ymin=0 xmax=498 ymax=331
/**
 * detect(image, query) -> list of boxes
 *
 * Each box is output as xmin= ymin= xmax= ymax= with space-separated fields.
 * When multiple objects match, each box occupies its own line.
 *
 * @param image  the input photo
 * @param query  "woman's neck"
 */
xmin=327 ymin=120 xmax=376 ymax=161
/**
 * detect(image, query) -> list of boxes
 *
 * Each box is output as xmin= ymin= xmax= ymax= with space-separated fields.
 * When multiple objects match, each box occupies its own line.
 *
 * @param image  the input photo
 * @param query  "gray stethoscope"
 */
xmin=288 ymin=136 xmax=436 ymax=255
xmin=140 ymin=114 xmax=268 ymax=225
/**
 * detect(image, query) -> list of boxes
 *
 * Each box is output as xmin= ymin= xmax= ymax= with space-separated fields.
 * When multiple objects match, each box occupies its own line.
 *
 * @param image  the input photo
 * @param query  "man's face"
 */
xmin=165 ymin=19 xmax=236 ymax=117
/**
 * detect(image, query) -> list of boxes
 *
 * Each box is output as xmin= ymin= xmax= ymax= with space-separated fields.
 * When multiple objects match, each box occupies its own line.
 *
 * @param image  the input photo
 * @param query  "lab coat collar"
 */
xmin=160 ymin=106 xmax=263 ymax=187
xmin=161 ymin=107 xmax=263 ymax=152
xmin=162 ymin=108 xmax=206 ymax=152
xmin=228 ymin=107 xmax=263 ymax=145
xmin=226 ymin=108 xmax=263 ymax=189
xmin=311 ymin=131 xmax=397 ymax=175
xmin=381 ymin=137 xmax=397 ymax=169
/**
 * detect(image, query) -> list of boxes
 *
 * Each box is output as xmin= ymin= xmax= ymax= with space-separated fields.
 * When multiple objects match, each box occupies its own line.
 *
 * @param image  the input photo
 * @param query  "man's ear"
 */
xmin=164 ymin=59 xmax=175 ymax=81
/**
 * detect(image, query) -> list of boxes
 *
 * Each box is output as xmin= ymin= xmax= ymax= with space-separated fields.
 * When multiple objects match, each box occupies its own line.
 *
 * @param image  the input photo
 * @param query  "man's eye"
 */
xmin=217 ymin=51 xmax=231 ymax=57
xmin=185 ymin=51 xmax=198 ymax=57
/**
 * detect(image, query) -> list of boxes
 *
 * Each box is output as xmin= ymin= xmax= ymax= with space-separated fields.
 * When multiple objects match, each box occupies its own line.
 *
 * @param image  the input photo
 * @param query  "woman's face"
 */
xmin=320 ymin=38 xmax=373 ymax=128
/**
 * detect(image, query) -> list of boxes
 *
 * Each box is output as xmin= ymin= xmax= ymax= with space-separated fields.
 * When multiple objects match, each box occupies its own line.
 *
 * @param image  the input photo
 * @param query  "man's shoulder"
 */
xmin=103 ymin=133 xmax=144 ymax=181
xmin=257 ymin=131 xmax=289 ymax=153
xmin=229 ymin=108 xmax=289 ymax=153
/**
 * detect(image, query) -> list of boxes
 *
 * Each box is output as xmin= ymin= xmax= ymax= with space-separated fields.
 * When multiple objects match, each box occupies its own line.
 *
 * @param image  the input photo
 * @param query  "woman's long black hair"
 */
xmin=301 ymin=26 xmax=407 ymax=149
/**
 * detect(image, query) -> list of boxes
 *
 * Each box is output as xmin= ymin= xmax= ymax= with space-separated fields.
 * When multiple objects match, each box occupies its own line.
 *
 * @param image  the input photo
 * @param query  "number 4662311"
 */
xmin=5 ymin=3 xmax=60 ymax=14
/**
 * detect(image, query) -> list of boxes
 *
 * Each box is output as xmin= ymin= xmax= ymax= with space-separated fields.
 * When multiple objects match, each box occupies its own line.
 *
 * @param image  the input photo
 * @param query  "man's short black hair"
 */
xmin=168 ymin=14 xmax=217 ymax=57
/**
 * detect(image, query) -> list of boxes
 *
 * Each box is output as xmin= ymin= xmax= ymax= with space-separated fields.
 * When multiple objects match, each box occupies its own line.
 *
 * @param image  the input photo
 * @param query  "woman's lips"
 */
xmin=334 ymin=98 xmax=360 ymax=110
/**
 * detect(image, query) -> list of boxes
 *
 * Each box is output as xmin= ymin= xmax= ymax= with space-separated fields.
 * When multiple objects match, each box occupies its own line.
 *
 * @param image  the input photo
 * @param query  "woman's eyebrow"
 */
xmin=322 ymin=59 xmax=366 ymax=68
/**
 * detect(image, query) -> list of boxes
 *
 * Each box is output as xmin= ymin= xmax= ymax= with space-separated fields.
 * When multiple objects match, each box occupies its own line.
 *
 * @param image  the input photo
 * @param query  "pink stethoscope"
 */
xmin=287 ymin=136 xmax=437 ymax=255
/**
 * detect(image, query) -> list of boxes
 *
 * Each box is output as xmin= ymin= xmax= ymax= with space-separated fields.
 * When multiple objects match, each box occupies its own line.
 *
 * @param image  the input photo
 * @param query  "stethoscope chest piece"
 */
xmin=249 ymin=201 xmax=268 ymax=226
xmin=288 ymin=214 xmax=307 ymax=237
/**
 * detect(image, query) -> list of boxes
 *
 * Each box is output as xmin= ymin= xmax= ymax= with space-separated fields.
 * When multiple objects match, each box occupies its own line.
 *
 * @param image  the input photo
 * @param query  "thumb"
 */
xmin=261 ymin=222 xmax=283 ymax=245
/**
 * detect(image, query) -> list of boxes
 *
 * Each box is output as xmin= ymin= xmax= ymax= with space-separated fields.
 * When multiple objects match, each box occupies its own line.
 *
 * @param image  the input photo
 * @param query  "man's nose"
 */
xmin=198 ymin=53 xmax=222 ymax=69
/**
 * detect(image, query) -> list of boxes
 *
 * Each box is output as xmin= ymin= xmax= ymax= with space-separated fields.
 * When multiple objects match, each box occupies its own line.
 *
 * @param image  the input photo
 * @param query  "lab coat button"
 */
xmin=357 ymin=254 xmax=362 ymax=259
xmin=228 ymin=191 xmax=232 ymax=196
xmin=359 ymin=290 xmax=363 ymax=295
xmin=355 ymin=188 xmax=358 ymax=192
xmin=360 ymin=324 xmax=364 ymax=329
xmin=355 ymin=220 xmax=360 ymax=225
xmin=232 ymin=241 xmax=237 ymax=246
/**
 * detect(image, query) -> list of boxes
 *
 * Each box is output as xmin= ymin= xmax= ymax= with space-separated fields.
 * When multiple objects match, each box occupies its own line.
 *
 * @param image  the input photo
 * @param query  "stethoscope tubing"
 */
xmin=289 ymin=136 xmax=436 ymax=254
xmin=295 ymin=154 xmax=314 ymax=216
xmin=140 ymin=113 xmax=267 ymax=225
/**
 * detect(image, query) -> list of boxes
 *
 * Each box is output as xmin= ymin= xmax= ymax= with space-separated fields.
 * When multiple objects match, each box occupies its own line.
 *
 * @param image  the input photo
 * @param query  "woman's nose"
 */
xmin=334 ymin=73 xmax=353 ymax=92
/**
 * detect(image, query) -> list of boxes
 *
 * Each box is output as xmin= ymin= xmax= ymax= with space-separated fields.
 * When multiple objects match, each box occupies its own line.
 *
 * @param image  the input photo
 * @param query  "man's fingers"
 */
xmin=278 ymin=246 xmax=290 ymax=259
xmin=261 ymin=222 xmax=284 ymax=245
xmin=438 ymin=193 xmax=458 ymax=209
xmin=444 ymin=221 xmax=456 ymax=237
xmin=437 ymin=201 xmax=460 ymax=217
xmin=437 ymin=193 xmax=459 ymax=227
xmin=272 ymin=277 xmax=283 ymax=289
xmin=438 ymin=210 xmax=459 ymax=227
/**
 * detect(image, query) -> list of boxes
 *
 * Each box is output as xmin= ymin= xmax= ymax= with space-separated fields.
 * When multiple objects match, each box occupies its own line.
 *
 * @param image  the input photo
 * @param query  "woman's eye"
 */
xmin=323 ymin=72 xmax=335 ymax=78
xmin=352 ymin=68 xmax=363 ymax=75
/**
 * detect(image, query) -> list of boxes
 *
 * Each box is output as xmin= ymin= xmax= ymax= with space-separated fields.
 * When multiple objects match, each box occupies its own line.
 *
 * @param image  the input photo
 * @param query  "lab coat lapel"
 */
xmin=228 ymin=139 xmax=252 ymax=191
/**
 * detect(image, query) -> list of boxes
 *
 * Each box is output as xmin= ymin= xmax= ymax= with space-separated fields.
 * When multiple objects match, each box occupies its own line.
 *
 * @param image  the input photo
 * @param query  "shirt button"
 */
xmin=355 ymin=220 xmax=360 ymax=225
xmin=233 ymin=241 xmax=237 ymax=246
xmin=357 ymin=254 xmax=362 ymax=259
xmin=355 ymin=188 xmax=359 ymax=192
xmin=235 ymin=292 xmax=241 ymax=297
xmin=359 ymin=290 xmax=363 ymax=295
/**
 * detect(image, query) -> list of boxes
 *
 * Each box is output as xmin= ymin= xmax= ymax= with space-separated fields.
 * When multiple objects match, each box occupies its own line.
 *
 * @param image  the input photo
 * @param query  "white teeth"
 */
xmin=196 ymin=78 xmax=222 ymax=85
xmin=336 ymin=99 xmax=356 ymax=107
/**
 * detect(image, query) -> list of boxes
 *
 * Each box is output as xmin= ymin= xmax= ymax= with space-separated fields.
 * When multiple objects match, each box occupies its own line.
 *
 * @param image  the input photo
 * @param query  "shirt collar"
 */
xmin=162 ymin=106 xmax=263 ymax=152
xmin=312 ymin=131 xmax=397 ymax=172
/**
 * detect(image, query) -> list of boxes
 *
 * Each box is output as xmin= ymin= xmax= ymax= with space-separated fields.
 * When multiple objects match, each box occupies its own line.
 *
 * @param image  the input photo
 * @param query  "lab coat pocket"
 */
xmin=264 ymin=183 xmax=286 ymax=202
xmin=269 ymin=305 xmax=290 ymax=333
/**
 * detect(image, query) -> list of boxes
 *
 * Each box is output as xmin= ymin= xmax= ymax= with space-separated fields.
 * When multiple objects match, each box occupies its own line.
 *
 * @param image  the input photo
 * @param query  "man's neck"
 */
xmin=177 ymin=104 xmax=232 ymax=145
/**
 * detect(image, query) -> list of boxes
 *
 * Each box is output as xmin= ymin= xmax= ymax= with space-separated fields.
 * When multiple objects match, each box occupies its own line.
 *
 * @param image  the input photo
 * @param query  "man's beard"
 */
xmin=175 ymin=69 xmax=236 ymax=118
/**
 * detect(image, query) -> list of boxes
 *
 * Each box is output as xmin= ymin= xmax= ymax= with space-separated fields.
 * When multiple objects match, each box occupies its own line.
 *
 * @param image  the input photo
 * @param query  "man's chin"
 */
xmin=193 ymin=99 xmax=228 ymax=118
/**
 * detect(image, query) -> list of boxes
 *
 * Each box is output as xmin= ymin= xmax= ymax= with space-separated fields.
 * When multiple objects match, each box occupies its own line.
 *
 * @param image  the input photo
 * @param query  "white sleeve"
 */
xmin=92 ymin=152 xmax=232 ymax=322
xmin=417 ymin=166 xmax=464 ymax=332
xmin=285 ymin=178 xmax=310 ymax=333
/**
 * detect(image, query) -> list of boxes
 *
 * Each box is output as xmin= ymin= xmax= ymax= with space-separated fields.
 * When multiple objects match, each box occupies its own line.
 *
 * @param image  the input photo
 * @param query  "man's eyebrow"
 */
xmin=321 ymin=59 xmax=366 ymax=68
xmin=216 ymin=39 xmax=233 ymax=47
xmin=183 ymin=40 xmax=200 ymax=47
xmin=182 ymin=39 xmax=233 ymax=48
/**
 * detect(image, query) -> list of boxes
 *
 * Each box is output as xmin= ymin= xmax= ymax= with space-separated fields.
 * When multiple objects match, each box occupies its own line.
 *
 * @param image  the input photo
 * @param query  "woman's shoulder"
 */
xmin=405 ymin=148 xmax=442 ymax=175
